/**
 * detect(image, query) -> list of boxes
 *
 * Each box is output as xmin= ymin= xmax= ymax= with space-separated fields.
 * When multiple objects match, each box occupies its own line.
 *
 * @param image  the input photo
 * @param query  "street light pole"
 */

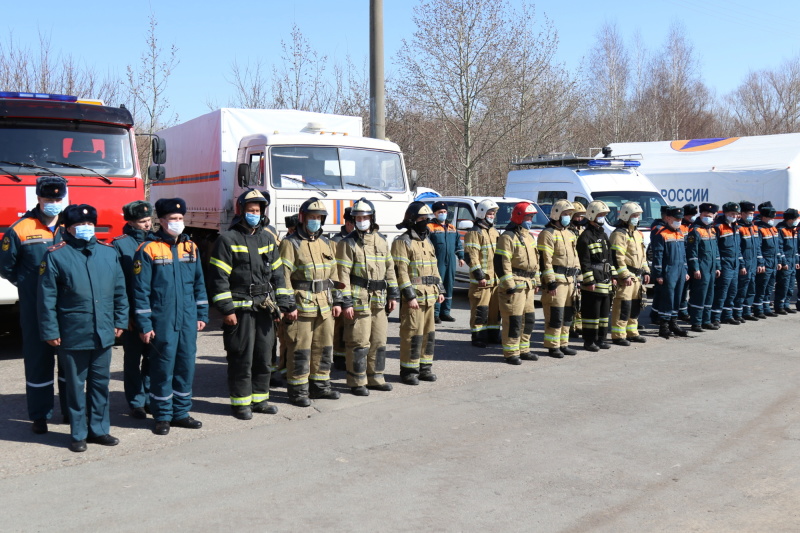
xmin=369 ymin=0 xmax=385 ymax=140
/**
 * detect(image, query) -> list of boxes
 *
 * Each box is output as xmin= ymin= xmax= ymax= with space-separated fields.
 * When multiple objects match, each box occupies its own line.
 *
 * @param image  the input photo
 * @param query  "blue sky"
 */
xmin=5 ymin=0 xmax=800 ymax=121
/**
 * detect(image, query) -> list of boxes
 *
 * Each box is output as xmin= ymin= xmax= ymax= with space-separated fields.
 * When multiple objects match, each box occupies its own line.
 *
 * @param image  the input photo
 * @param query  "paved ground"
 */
xmin=0 ymin=292 xmax=799 ymax=532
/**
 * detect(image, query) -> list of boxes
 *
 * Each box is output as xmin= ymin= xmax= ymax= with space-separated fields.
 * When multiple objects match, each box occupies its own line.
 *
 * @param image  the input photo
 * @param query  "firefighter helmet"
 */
xmin=235 ymin=188 xmax=268 ymax=216
xmin=476 ymin=199 xmax=500 ymax=219
xmin=351 ymin=197 xmax=376 ymax=218
xmin=299 ymin=197 xmax=328 ymax=225
xmin=397 ymin=201 xmax=433 ymax=229
xmin=586 ymin=200 xmax=610 ymax=222
xmin=571 ymin=201 xmax=586 ymax=215
xmin=510 ymin=202 xmax=537 ymax=225
xmin=618 ymin=202 xmax=643 ymax=222
xmin=549 ymin=200 xmax=574 ymax=220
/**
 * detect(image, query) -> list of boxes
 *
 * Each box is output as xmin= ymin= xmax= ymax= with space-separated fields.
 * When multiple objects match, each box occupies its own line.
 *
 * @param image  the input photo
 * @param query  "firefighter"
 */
xmin=336 ymin=198 xmax=399 ymax=395
xmin=754 ymin=203 xmax=780 ymax=318
xmin=538 ymin=200 xmax=580 ymax=358
xmin=465 ymin=199 xmax=501 ymax=349
xmin=331 ymin=207 xmax=354 ymax=372
xmin=686 ymin=203 xmax=721 ymax=332
xmin=651 ymin=205 xmax=690 ymax=338
xmin=678 ymin=203 xmax=698 ymax=320
xmin=0 ymin=176 xmax=68 ymax=434
xmin=280 ymin=197 xmax=342 ymax=406
xmin=569 ymin=201 xmax=587 ymax=337
xmin=392 ymin=202 xmax=445 ymax=384
xmin=735 ymin=201 xmax=762 ymax=321
xmin=609 ymin=202 xmax=650 ymax=344
xmin=576 ymin=201 xmax=615 ymax=352
xmin=259 ymin=190 xmax=281 ymax=381
xmin=38 ymin=204 xmax=128 ymax=452
xmin=494 ymin=201 xmax=540 ymax=364
xmin=209 ymin=189 xmax=292 ymax=420
xmin=774 ymin=208 xmax=799 ymax=314
xmin=428 ymin=201 xmax=464 ymax=323
xmin=711 ymin=202 xmax=743 ymax=326
xmin=274 ymin=214 xmax=299 ymax=386
xmin=133 ymin=198 xmax=208 ymax=435
xmin=112 ymin=200 xmax=155 ymax=419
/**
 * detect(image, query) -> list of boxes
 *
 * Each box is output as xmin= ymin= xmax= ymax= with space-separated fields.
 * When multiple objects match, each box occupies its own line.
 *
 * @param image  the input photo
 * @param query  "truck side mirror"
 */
xmin=148 ymin=164 xmax=165 ymax=183
xmin=237 ymin=163 xmax=250 ymax=187
xmin=457 ymin=220 xmax=474 ymax=230
xmin=409 ymin=169 xmax=418 ymax=191
xmin=151 ymin=137 xmax=167 ymax=165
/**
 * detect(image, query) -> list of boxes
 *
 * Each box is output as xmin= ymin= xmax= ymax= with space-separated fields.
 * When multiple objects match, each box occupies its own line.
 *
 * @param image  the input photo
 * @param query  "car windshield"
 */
xmin=0 ymin=120 xmax=135 ymax=177
xmin=591 ymin=191 xmax=667 ymax=228
xmin=495 ymin=201 xmax=548 ymax=230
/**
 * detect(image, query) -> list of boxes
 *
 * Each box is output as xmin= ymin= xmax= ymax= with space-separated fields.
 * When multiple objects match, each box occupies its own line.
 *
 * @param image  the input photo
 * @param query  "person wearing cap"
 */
xmin=650 ymin=205 xmax=690 ymax=338
xmin=330 ymin=207 xmax=355 ymax=372
xmin=609 ymin=202 xmax=650 ymax=344
xmin=392 ymin=202 xmax=445 ymax=384
xmin=466 ymin=199 xmax=503 ymax=350
xmin=427 ymin=201 xmax=464 ymax=323
xmin=0 ymin=175 xmax=68 ymax=435
xmin=774 ymin=208 xmax=799 ymax=314
xmin=753 ymin=202 xmax=780 ymax=318
xmin=209 ymin=189 xmax=292 ymax=420
xmin=112 ymin=200 xmax=155 ymax=419
xmin=648 ymin=205 xmax=670 ymax=323
xmin=336 ymin=198 xmax=399 ymax=395
xmin=538 ymin=199 xmax=580 ymax=357
xmin=568 ymin=201 xmax=587 ymax=337
xmin=494 ymin=201 xmax=540 ymax=364
xmin=678 ymin=203 xmax=699 ymax=321
xmin=735 ymin=201 xmax=762 ymax=321
xmin=133 ymin=198 xmax=208 ymax=435
xmin=710 ymin=202 xmax=743 ymax=326
xmin=686 ymin=203 xmax=721 ymax=332
xmin=38 ymin=204 xmax=128 ymax=452
xmin=280 ymin=197 xmax=343 ymax=406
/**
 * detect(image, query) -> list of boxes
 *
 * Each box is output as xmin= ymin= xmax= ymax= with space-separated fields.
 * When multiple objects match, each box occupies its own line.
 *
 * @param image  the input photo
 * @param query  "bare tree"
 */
xmin=585 ymin=23 xmax=630 ymax=143
xmin=271 ymin=24 xmax=333 ymax=112
xmin=227 ymin=59 xmax=271 ymax=109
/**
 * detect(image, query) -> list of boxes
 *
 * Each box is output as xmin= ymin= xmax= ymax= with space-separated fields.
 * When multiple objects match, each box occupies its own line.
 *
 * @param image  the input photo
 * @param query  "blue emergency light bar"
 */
xmin=0 ymin=91 xmax=78 ymax=102
xmin=587 ymin=159 xmax=641 ymax=168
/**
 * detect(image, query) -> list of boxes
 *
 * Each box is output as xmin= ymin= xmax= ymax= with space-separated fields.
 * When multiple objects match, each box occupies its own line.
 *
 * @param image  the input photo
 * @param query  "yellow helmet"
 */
xmin=586 ymin=200 xmax=611 ymax=222
xmin=571 ymin=201 xmax=586 ymax=215
xmin=550 ymin=199 xmax=574 ymax=220
xmin=618 ymin=202 xmax=643 ymax=223
xmin=299 ymin=197 xmax=328 ymax=225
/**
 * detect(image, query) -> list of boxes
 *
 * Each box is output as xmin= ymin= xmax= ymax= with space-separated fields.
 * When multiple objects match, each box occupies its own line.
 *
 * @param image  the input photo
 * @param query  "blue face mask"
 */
xmin=701 ymin=216 xmax=713 ymax=225
xmin=245 ymin=213 xmax=261 ymax=227
xmin=436 ymin=212 xmax=447 ymax=222
xmin=74 ymin=225 xmax=95 ymax=242
xmin=521 ymin=220 xmax=533 ymax=230
xmin=744 ymin=215 xmax=754 ymax=223
xmin=306 ymin=219 xmax=321 ymax=233
xmin=560 ymin=215 xmax=571 ymax=227
xmin=42 ymin=202 xmax=63 ymax=217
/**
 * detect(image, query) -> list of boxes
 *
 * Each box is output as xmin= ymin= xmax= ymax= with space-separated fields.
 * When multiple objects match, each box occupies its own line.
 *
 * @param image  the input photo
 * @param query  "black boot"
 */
xmin=658 ymin=320 xmax=672 ymax=339
xmin=548 ymin=348 xmax=564 ymax=358
xmin=559 ymin=346 xmax=577 ymax=356
xmin=471 ymin=331 xmax=487 ymax=348
xmin=309 ymin=381 xmax=341 ymax=400
xmin=597 ymin=327 xmax=611 ymax=349
xmin=288 ymin=384 xmax=312 ymax=407
xmin=418 ymin=364 xmax=437 ymax=382
xmin=582 ymin=328 xmax=598 ymax=352
xmin=400 ymin=368 xmax=419 ymax=386
xmin=669 ymin=319 xmax=688 ymax=337
xmin=231 ymin=405 xmax=253 ymax=420
xmin=488 ymin=329 xmax=503 ymax=344
xmin=504 ymin=356 xmax=522 ymax=365
xmin=519 ymin=352 xmax=538 ymax=361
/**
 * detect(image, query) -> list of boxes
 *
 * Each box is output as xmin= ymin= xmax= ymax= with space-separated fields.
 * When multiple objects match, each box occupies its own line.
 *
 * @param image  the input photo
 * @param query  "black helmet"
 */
xmin=397 ymin=201 xmax=433 ymax=230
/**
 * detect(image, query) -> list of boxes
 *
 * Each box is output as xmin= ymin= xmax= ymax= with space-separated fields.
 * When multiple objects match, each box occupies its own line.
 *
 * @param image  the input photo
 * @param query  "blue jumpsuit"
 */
xmin=427 ymin=220 xmax=464 ymax=318
xmin=735 ymin=222 xmax=762 ymax=319
xmin=38 ymin=233 xmax=128 ymax=442
xmin=678 ymin=219 xmax=693 ymax=318
xmin=0 ymin=206 xmax=66 ymax=422
xmin=774 ymin=221 xmax=798 ymax=310
xmin=650 ymin=223 xmax=687 ymax=322
xmin=133 ymin=229 xmax=208 ymax=423
xmin=686 ymin=222 xmax=720 ymax=326
xmin=754 ymin=221 xmax=780 ymax=315
xmin=113 ymin=225 xmax=154 ymax=410
xmin=711 ymin=218 xmax=742 ymax=322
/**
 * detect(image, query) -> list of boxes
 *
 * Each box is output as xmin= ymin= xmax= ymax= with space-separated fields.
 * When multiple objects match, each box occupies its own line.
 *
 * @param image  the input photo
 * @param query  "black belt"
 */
xmin=231 ymin=283 xmax=270 ymax=296
xmin=351 ymin=275 xmax=388 ymax=291
xmin=411 ymin=275 xmax=441 ymax=286
xmin=553 ymin=265 xmax=580 ymax=277
xmin=293 ymin=279 xmax=336 ymax=293
xmin=628 ymin=266 xmax=644 ymax=276
xmin=512 ymin=268 xmax=537 ymax=278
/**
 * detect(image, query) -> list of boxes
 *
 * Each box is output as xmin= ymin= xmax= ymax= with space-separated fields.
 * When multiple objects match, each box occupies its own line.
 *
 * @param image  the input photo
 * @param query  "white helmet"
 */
xmin=476 ymin=199 xmax=499 ymax=219
xmin=618 ymin=202 xmax=643 ymax=223
xmin=550 ymin=199 xmax=574 ymax=220
xmin=586 ymin=200 xmax=611 ymax=222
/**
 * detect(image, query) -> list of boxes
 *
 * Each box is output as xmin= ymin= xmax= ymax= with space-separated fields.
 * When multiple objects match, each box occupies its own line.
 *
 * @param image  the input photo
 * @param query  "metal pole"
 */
xmin=370 ymin=0 xmax=385 ymax=140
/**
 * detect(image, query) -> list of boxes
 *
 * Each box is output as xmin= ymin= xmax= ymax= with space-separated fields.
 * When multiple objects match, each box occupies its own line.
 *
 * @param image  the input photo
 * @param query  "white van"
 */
xmin=505 ymin=152 xmax=667 ymax=245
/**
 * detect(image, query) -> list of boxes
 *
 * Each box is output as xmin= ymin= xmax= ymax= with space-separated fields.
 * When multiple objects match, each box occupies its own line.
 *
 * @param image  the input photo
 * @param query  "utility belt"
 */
xmin=553 ymin=265 xmax=581 ymax=277
xmin=350 ymin=275 xmax=388 ymax=291
xmin=411 ymin=275 xmax=441 ymax=286
xmin=292 ymin=279 xmax=342 ymax=293
xmin=627 ymin=266 xmax=644 ymax=276
xmin=231 ymin=283 xmax=271 ymax=297
xmin=512 ymin=268 xmax=537 ymax=279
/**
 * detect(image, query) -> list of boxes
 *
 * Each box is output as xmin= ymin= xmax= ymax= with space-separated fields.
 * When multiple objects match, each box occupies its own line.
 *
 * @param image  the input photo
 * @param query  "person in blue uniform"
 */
xmin=678 ymin=203 xmax=698 ymax=321
xmin=650 ymin=205 xmax=690 ymax=338
xmin=0 ymin=176 xmax=68 ymax=434
xmin=711 ymin=203 xmax=743 ymax=326
xmin=735 ymin=201 xmax=762 ymax=322
xmin=685 ymin=203 xmax=721 ymax=332
xmin=133 ymin=198 xmax=209 ymax=436
xmin=774 ymin=208 xmax=799 ymax=314
xmin=112 ymin=201 xmax=155 ymax=419
xmin=754 ymin=203 xmax=780 ymax=318
xmin=428 ymin=201 xmax=464 ymax=323
xmin=38 ymin=204 xmax=128 ymax=452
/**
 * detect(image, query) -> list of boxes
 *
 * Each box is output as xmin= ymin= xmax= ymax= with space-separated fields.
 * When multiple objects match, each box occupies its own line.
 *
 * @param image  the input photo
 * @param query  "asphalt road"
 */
xmin=1 ymin=292 xmax=799 ymax=532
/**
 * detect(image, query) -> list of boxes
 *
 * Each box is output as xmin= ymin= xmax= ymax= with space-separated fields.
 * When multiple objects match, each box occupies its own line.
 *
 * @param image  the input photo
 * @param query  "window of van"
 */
xmin=574 ymin=196 xmax=590 ymax=210
xmin=537 ymin=191 xmax=567 ymax=217
xmin=591 ymin=191 xmax=666 ymax=228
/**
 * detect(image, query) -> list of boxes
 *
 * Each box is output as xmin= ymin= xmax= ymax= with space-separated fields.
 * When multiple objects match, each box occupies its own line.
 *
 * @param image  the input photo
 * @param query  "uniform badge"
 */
xmin=133 ymin=260 xmax=142 ymax=275
xmin=39 ymin=261 xmax=46 ymax=275
xmin=1 ymin=236 xmax=9 ymax=251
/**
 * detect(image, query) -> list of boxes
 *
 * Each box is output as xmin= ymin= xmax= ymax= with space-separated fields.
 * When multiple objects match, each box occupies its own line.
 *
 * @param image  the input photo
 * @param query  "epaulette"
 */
xmin=112 ymin=234 xmax=129 ymax=241
xmin=99 ymin=241 xmax=114 ymax=248
xmin=47 ymin=241 xmax=67 ymax=252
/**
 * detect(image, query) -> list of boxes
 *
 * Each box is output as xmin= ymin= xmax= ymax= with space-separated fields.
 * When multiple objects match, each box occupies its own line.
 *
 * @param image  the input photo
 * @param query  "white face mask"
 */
xmin=595 ymin=216 xmax=605 ymax=225
xmin=356 ymin=219 xmax=371 ymax=232
xmin=485 ymin=216 xmax=495 ymax=224
xmin=690 ymin=214 xmax=698 ymax=222
xmin=670 ymin=220 xmax=681 ymax=230
xmin=629 ymin=217 xmax=640 ymax=226
xmin=701 ymin=216 xmax=714 ymax=225
xmin=768 ymin=219 xmax=777 ymax=227
xmin=166 ymin=220 xmax=185 ymax=236
xmin=726 ymin=215 xmax=737 ymax=224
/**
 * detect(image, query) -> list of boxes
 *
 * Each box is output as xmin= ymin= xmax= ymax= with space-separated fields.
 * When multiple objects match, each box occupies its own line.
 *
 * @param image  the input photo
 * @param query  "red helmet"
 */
xmin=510 ymin=202 xmax=537 ymax=224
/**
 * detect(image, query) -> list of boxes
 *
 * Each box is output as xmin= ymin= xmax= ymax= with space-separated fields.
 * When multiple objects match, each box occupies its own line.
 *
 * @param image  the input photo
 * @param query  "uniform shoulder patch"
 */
xmin=1 ymin=236 xmax=9 ymax=251
xmin=99 ymin=241 xmax=114 ymax=248
xmin=47 ymin=241 xmax=67 ymax=252
xmin=112 ymin=234 xmax=128 ymax=241
xmin=133 ymin=259 xmax=142 ymax=275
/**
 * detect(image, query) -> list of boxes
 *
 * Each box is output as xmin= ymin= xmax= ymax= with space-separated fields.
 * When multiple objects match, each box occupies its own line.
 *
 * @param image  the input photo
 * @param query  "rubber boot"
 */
xmin=400 ymin=367 xmax=419 ymax=386
xmin=418 ymin=363 xmax=437 ymax=382
xmin=288 ymin=384 xmax=311 ymax=407
xmin=309 ymin=380 xmax=341 ymax=400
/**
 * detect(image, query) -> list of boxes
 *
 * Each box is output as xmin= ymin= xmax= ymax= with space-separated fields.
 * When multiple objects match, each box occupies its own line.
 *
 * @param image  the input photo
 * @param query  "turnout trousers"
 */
xmin=468 ymin=284 xmax=500 ymax=339
xmin=689 ymin=272 xmax=715 ymax=326
xmin=580 ymin=290 xmax=610 ymax=345
xmin=20 ymin=296 xmax=67 ymax=421
xmin=332 ymin=315 xmax=346 ymax=366
xmin=774 ymin=268 xmax=796 ymax=310
xmin=148 ymin=327 xmax=197 ymax=423
xmin=498 ymin=285 xmax=535 ymax=358
xmin=611 ymin=278 xmax=645 ymax=339
xmin=58 ymin=347 xmax=112 ymax=442
xmin=734 ymin=269 xmax=757 ymax=318
xmin=121 ymin=329 xmax=150 ymax=410
xmin=754 ymin=269 xmax=777 ymax=314
xmin=571 ymin=290 xmax=583 ymax=333
xmin=223 ymin=308 xmax=275 ymax=407
xmin=285 ymin=313 xmax=334 ymax=398
xmin=344 ymin=307 xmax=389 ymax=387
xmin=541 ymin=280 xmax=576 ymax=349
xmin=399 ymin=301 xmax=435 ymax=377
xmin=711 ymin=269 xmax=737 ymax=322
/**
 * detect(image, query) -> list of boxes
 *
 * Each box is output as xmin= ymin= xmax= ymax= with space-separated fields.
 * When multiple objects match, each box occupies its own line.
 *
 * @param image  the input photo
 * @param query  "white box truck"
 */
xmin=150 ymin=108 xmax=415 ymax=245
xmin=606 ymin=133 xmax=800 ymax=215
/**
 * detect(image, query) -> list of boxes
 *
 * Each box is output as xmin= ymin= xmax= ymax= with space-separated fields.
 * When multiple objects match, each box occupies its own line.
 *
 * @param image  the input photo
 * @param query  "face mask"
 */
xmin=726 ymin=215 xmax=737 ymax=224
xmin=768 ymin=219 xmax=777 ymax=227
xmin=74 ymin=225 xmax=95 ymax=241
xmin=521 ymin=220 xmax=533 ymax=230
xmin=436 ymin=212 xmax=447 ymax=222
xmin=793 ymin=220 xmax=799 ymax=227
xmin=671 ymin=220 xmax=681 ymax=230
xmin=629 ymin=217 xmax=640 ymax=226
xmin=414 ymin=220 xmax=429 ymax=234
xmin=595 ymin=216 xmax=605 ymax=225
xmin=42 ymin=202 xmax=63 ymax=217
xmin=560 ymin=215 xmax=571 ymax=227
xmin=688 ymin=214 xmax=697 ymax=222
xmin=306 ymin=219 xmax=321 ymax=233
xmin=485 ymin=216 xmax=495 ymax=225
xmin=356 ymin=219 xmax=371 ymax=232
xmin=701 ymin=216 xmax=713 ymax=225
xmin=744 ymin=215 xmax=754 ymax=223
xmin=166 ymin=221 xmax=185 ymax=236
xmin=244 ymin=213 xmax=261 ymax=227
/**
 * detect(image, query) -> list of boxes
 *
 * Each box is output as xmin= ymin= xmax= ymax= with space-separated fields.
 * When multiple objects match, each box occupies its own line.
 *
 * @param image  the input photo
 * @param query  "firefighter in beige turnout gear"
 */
xmin=392 ymin=202 xmax=445 ymax=385
xmin=494 ymin=201 xmax=540 ymax=364
xmin=609 ymin=202 xmax=650 ymax=344
xmin=569 ymin=201 xmax=586 ymax=337
xmin=464 ymin=199 xmax=501 ymax=349
xmin=280 ymin=197 xmax=342 ymax=407
xmin=336 ymin=198 xmax=399 ymax=396
xmin=538 ymin=200 xmax=581 ymax=358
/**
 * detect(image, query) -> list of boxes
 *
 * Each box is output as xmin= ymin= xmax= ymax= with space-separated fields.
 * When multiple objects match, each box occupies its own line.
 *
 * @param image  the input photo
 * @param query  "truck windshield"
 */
xmin=591 ymin=191 xmax=667 ymax=228
xmin=0 ymin=120 xmax=135 ymax=177
xmin=270 ymin=146 xmax=405 ymax=192
xmin=495 ymin=201 xmax=548 ymax=230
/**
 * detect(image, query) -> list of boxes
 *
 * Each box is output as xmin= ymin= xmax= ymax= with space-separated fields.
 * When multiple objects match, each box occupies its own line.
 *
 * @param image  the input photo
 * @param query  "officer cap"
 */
xmin=122 ymin=200 xmax=153 ymax=221
xmin=784 ymin=208 xmax=799 ymax=220
xmin=431 ymin=201 xmax=447 ymax=213
xmin=682 ymin=203 xmax=698 ymax=216
xmin=664 ymin=205 xmax=683 ymax=218
xmin=155 ymin=198 xmax=187 ymax=218
xmin=36 ymin=176 xmax=68 ymax=199
xmin=759 ymin=205 xmax=777 ymax=218
xmin=721 ymin=202 xmax=740 ymax=213
xmin=758 ymin=201 xmax=773 ymax=210
xmin=739 ymin=201 xmax=756 ymax=212
xmin=62 ymin=204 xmax=97 ymax=227
xmin=699 ymin=203 xmax=719 ymax=214
xmin=343 ymin=207 xmax=354 ymax=223
xmin=285 ymin=214 xmax=299 ymax=229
